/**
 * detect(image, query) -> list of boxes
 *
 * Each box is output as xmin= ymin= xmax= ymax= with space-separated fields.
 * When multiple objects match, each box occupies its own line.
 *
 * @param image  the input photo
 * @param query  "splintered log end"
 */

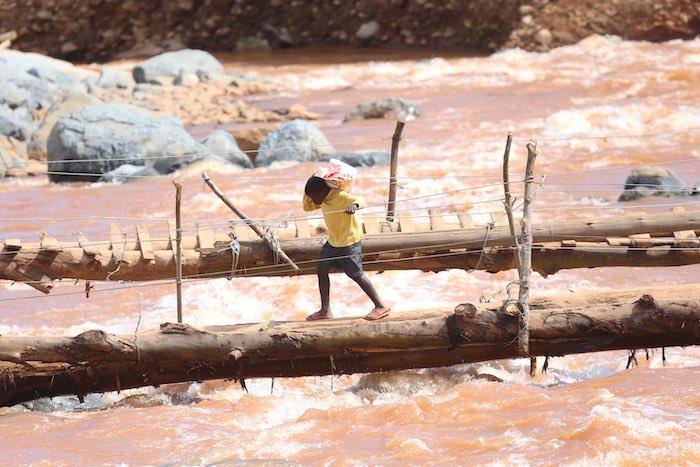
xmin=159 ymin=322 xmax=204 ymax=335
xmin=229 ymin=349 xmax=243 ymax=361
xmin=502 ymin=302 xmax=519 ymax=317
xmin=454 ymin=302 xmax=477 ymax=317
xmin=636 ymin=294 xmax=655 ymax=308
xmin=74 ymin=330 xmax=112 ymax=352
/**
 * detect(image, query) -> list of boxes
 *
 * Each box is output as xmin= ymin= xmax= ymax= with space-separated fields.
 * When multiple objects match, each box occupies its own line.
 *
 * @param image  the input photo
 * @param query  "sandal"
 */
xmin=306 ymin=311 xmax=333 ymax=321
xmin=364 ymin=307 xmax=390 ymax=321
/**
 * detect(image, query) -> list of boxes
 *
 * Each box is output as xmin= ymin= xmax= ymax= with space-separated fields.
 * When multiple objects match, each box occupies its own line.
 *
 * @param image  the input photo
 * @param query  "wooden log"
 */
xmin=386 ymin=116 xmax=406 ymax=222
xmin=2 ymin=285 xmax=700 ymax=407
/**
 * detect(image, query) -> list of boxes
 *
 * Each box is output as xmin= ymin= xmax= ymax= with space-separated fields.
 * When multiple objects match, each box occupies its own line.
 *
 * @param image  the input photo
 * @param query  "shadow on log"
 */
xmin=2 ymin=285 xmax=700 ymax=406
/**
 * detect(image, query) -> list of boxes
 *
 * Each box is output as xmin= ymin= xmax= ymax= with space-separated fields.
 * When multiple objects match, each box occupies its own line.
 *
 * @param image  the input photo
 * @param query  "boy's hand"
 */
xmin=345 ymin=203 xmax=359 ymax=214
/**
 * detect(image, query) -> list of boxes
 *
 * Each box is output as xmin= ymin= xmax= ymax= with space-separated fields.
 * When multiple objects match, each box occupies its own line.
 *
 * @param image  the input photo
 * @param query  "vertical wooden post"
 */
xmin=516 ymin=140 xmax=538 ymax=358
xmin=386 ymin=114 xmax=406 ymax=222
xmin=173 ymin=181 xmax=183 ymax=324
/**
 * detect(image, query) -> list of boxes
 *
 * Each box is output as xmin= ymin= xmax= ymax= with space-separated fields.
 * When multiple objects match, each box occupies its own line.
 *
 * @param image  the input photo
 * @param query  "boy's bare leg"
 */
xmin=352 ymin=274 xmax=389 ymax=316
xmin=307 ymin=270 xmax=333 ymax=320
xmin=318 ymin=270 xmax=331 ymax=314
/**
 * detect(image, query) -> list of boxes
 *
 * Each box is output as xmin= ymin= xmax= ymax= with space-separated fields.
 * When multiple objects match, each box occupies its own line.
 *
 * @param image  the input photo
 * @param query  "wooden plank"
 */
xmin=629 ymin=233 xmax=653 ymax=248
xmin=606 ymin=237 xmax=630 ymax=246
xmin=672 ymin=206 xmax=686 ymax=213
xmin=674 ymin=230 xmax=700 ymax=247
xmin=197 ymin=223 xmax=216 ymax=250
xmin=295 ymin=219 xmax=311 ymax=238
xmin=561 ymin=240 xmax=577 ymax=247
xmin=40 ymin=234 xmax=62 ymax=252
xmin=399 ymin=212 xmax=416 ymax=233
xmin=4 ymin=239 xmax=21 ymax=251
xmin=77 ymin=233 xmax=103 ymax=256
xmin=457 ymin=213 xmax=474 ymax=229
xmin=136 ymin=225 xmax=155 ymax=261
xmin=110 ymin=224 xmax=123 ymax=251
xmin=428 ymin=210 xmax=446 ymax=231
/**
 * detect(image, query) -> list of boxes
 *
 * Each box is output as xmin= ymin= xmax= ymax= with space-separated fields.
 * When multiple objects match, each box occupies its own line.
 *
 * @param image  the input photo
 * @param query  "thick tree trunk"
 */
xmin=2 ymin=285 xmax=699 ymax=407
xmin=1 ymin=212 xmax=700 ymax=291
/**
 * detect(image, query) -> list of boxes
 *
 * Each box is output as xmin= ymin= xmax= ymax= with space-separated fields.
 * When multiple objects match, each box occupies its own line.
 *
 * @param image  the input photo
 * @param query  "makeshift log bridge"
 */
xmin=2 ymin=210 xmax=700 ymax=293
xmin=1 ymin=283 xmax=699 ymax=407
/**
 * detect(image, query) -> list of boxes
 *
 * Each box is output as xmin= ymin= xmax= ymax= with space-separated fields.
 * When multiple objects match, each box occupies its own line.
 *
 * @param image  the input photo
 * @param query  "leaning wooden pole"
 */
xmin=516 ymin=139 xmax=538 ymax=358
xmin=173 ymin=181 xmax=183 ymax=324
xmin=2 ymin=286 xmax=700 ymax=407
xmin=501 ymin=132 xmax=520 ymax=317
xmin=386 ymin=114 xmax=406 ymax=222
xmin=201 ymin=172 xmax=300 ymax=273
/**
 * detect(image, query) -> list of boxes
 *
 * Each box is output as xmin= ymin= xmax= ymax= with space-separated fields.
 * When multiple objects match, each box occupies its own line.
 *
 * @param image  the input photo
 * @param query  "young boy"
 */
xmin=303 ymin=176 xmax=390 ymax=321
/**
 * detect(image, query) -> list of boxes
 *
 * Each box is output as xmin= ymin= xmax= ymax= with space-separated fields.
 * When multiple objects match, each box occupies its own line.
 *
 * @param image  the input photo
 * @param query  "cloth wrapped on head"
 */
xmin=313 ymin=158 xmax=357 ymax=192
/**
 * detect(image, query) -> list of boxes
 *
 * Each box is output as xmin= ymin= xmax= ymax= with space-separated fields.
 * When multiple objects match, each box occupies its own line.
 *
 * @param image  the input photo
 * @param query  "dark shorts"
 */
xmin=317 ymin=241 xmax=363 ymax=279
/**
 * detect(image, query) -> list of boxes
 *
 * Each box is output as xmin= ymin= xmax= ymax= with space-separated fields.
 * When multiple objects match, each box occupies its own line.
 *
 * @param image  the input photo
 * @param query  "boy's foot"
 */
xmin=306 ymin=311 xmax=333 ymax=321
xmin=364 ymin=307 xmax=390 ymax=321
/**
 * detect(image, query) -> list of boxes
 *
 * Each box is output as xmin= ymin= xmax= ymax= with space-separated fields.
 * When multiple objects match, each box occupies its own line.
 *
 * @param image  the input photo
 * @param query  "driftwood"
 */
xmin=1 ymin=212 xmax=700 ymax=292
xmin=1 ymin=284 xmax=699 ymax=407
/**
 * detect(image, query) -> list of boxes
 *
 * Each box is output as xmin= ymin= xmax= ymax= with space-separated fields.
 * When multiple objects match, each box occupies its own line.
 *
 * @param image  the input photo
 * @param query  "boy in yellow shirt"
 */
xmin=303 ymin=176 xmax=390 ymax=321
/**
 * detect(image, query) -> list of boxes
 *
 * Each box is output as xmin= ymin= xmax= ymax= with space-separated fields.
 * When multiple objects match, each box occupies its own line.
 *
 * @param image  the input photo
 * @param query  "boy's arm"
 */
xmin=339 ymin=192 xmax=367 ymax=213
xmin=303 ymin=194 xmax=321 ymax=211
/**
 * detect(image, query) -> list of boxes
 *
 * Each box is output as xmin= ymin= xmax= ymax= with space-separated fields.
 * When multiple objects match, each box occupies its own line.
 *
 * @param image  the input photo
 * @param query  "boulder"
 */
xmin=0 ymin=67 xmax=57 ymax=111
xmin=27 ymin=92 xmax=100 ymax=160
xmin=344 ymin=97 xmax=422 ymax=121
xmin=0 ymin=82 xmax=31 ymax=109
xmin=98 ymin=164 xmax=160 ymax=183
xmin=201 ymin=130 xmax=252 ymax=168
xmin=152 ymin=140 xmax=230 ymax=174
xmin=356 ymin=21 xmax=380 ymax=45
xmin=618 ymin=166 xmax=690 ymax=202
xmin=96 ymin=67 xmax=134 ymax=89
xmin=255 ymin=120 xmax=334 ymax=167
xmin=232 ymin=126 xmax=275 ymax=163
xmin=132 ymin=49 xmax=224 ymax=84
xmin=173 ymin=69 xmax=199 ymax=86
xmin=0 ymin=49 xmax=89 ymax=92
xmin=47 ymin=103 xmax=203 ymax=183
xmin=322 ymin=150 xmax=390 ymax=167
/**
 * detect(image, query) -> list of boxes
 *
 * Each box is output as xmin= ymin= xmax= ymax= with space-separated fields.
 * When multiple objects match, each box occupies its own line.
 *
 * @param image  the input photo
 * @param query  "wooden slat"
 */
xmin=561 ymin=240 xmax=577 ymax=247
xmin=136 ymin=225 xmax=155 ymax=261
xmin=197 ymin=223 xmax=216 ymax=250
xmin=672 ymin=206 xmax=686 ymax=213
xmin=606 ymin=237 xmax=630 ymax=246
xmin=232 ymin=224 xmax=254 ymax=241
xmin=295 ymin=219 xmax=311 ymax=238
xmin=629 ymin=233 xmax=653 ymax=248
xmin=77 ymin=233 xmax=103 ymax=256
xmin=40 ymin=234 xmax=62 ymax=252
xmin=4 ymin=239 xmax=21 ymax=251
xmin=168 ymin=220 xmax=177 ymax=252
xmin=399 ymin=212 xmax=416 ymax=233
xmin=363 ymin=221 xmax=380 ymax=235
xmin=428 ymin=210 xmax=445 ymax=231
xmin=457 ymin=213 xmax=474 ymax=229
xmin=110 ymin=224 xmax=123 ymax=251
xmin=673 ymin=230 xmax=700 ymax=247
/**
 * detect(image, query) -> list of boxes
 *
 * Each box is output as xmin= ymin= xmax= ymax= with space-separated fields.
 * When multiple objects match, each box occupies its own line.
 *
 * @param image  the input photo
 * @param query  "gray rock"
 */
xmin=152 ymin=140 xmax=233 ymax=174
xmin=96 ymin=68 xmax=134 ymax=89
xmin=0 ymin=105 xmax=33 ymax=140
xmin=255 ymin=120 xmax=335 ymax=167
xmin=27 ymin=91 xmax=100 ymax=160
xmin=356 ymin=21 xmax=380 ymax=44
xmin=535 ymin=28 xmax=554 ymax=46
xmin=260 ymin=23 xmax=295 ymax=48
xmin=201 ymin=130 xmax=253 ymax=168
xmin=618 ymin=166 xmax=690 ymax=202
xmin=47 ymin=103 xmax=203 ymax=183
xmin=0 ymin=49 xmax=88 ymax=92
xmin=132 ymin=49 xmax=223 ymax=84
xmin=321 ymin=150 xmax=390 ymax=167
xmin=98 ymin=164 xmax=160 ymax=183
xmin=0 ymin=67 xmax=57 ymax=111
xmin=344 ymin=97 xmax=422 ymax=121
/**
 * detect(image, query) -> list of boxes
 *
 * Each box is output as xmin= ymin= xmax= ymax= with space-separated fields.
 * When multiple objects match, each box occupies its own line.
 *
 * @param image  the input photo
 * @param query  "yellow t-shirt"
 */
xmin=303 ymin=189 xmax=367 ymax=247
